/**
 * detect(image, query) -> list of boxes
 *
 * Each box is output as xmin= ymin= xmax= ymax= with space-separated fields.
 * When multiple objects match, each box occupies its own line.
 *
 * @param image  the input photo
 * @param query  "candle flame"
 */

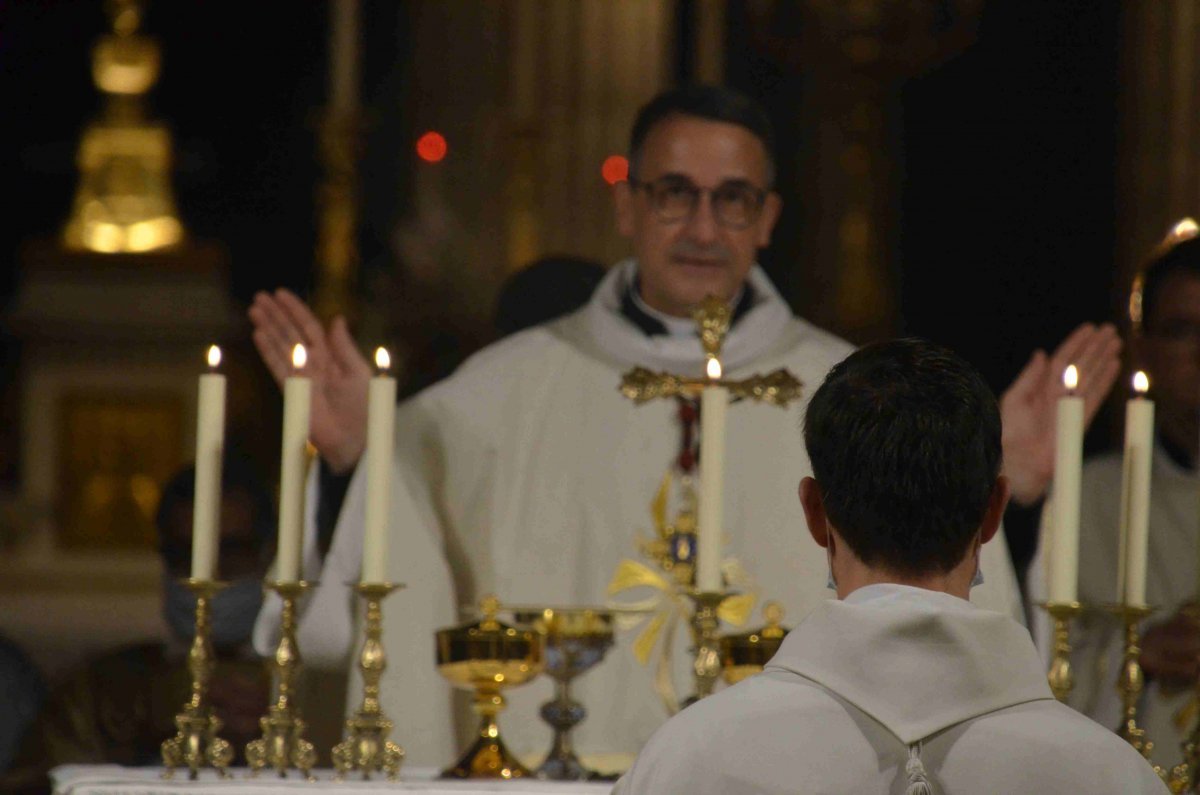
xmin=706 ymin=357 xmax=722 ymax=380
xmin=374 ymin=347 xmax=391 ymax=372
xmin=292 ymin=343 xmax=307 ymax=370
xmin=1171 ymin=217 xmax=1199 ymax=241
xmin=1133 ymin=370 xmax=1149 ymax=394
xmin=1063 ymin=364 xmax=1078 ymax=391
xmin=206 ymin=344 xmax=221 ymax=369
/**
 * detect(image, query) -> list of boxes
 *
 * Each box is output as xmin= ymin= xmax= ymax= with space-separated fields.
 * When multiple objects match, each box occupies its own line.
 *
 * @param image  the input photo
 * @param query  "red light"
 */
xmin=601 ymin=155 xmax=629 ymax=185
xmin=416 ymin=131 xmax=448 ymax=163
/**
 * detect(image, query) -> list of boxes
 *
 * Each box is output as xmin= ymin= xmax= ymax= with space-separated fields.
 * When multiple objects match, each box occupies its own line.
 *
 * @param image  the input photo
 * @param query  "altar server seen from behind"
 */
xmin=614 ymin=339 xmax=1165 ymax=795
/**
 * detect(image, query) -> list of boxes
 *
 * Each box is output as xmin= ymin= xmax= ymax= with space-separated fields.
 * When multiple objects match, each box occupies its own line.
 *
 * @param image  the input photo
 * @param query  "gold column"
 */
xmin=314 ymin=0 xmax=363 ymax=322
xmin=1117 ymin=1 xmax=1200 ymax=294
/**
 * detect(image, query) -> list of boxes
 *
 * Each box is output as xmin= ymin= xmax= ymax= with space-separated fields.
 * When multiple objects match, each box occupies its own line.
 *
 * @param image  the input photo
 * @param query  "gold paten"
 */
xmin=160 ymin=579 xmax=233 ymax=779
xmin=720 ymin=601 xmax=787 ymax=685
xmin=332 ymin=583 xmax=406 ymax=781
xmin=510 ymin=606 xmax=616 ymax=781
xmin=1036 ymin=601 xmax=1082 ymax=703
xmin=63 ymin=0 xmax=184 ymax=253
xmin=246 ymin=581 xmax=317 ymax=780
xmin=436 ymin=596 xmax=544 ymax=779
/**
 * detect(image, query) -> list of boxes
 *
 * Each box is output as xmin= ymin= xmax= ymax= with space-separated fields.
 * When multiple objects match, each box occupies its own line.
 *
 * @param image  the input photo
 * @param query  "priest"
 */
xmin=249 ymin=85 xmax=1119 ymax=768
xmin=613 ymin=339 xmax=1165 ymax=795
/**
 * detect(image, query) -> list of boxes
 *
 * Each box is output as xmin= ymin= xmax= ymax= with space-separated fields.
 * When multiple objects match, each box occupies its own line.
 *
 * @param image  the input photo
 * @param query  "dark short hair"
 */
xmin=628 ymin=85 xmax=776 ymax=185
xmin=494 ymin=255 xmax=606 ymax=337
xmin=156 ymin=456 xmax=276 ymax=572
xmin=1141 ymin=235 xmax=1200 ymax=332
xmin=803 ymin=339 xmax=1002 ymax=576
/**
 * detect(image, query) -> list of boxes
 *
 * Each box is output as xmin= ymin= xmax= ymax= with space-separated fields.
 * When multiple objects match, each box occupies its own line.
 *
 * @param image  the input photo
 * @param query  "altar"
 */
xmin=51 ymin=766 xmax=615 ymax=795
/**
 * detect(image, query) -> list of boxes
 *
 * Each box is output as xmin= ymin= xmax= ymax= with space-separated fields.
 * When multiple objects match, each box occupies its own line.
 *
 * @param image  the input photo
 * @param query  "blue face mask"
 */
xmin=826 ymin=541 xmax=985 ymax=590
xmin=163 ymin=574 xmax=263 ymax=649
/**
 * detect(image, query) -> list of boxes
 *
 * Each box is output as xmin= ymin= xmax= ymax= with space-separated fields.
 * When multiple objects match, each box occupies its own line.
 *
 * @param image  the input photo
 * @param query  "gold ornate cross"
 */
xmin=618 ymin=295 xmax=803 ymax=407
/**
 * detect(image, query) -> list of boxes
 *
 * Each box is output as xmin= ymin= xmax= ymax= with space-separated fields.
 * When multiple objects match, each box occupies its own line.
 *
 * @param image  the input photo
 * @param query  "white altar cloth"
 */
xmin=51 ymin=766 xmax=614 ymax=795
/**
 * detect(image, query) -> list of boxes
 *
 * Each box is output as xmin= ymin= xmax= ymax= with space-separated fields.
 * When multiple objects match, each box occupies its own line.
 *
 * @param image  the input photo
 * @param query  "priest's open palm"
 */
xmin=998 ymin=322 xmax=1121 ymax=506
xmin=249 ymin=288 xmax=371 ymax=474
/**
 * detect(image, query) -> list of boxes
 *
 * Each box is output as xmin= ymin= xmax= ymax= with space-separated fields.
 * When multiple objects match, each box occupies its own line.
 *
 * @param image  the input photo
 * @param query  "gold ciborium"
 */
xmin=510 ymin=606 xmax=616 ymax=781
xmin=436 ymin=595 xmax=544 ymax=779
xmin=720 ymin=601 xmax=788 ymax=686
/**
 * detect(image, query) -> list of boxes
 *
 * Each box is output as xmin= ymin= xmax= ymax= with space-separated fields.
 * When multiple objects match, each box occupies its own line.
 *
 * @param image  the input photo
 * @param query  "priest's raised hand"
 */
xmin=998 ymin=321 xmax=1121 ymax=505
xmin=248 ymin=288 xmax=371 ymax=474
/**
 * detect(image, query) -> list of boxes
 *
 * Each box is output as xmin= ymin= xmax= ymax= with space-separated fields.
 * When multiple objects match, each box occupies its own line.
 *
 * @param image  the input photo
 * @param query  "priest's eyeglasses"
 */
xmin=628 ymin=175 xmax=767 ymax=229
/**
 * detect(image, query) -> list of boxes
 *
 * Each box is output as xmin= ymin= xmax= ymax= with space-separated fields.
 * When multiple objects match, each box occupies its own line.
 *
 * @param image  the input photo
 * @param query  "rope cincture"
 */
xmin=905 ymin=742 xmax=934 ymax=795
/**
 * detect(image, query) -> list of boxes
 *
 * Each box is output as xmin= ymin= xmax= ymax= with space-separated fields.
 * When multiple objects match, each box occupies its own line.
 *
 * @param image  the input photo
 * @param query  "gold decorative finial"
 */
xmin=63 ymin=0 xmax=185 ymax=253
xmin=693 ymin=295 xmax=732 ymax=363
xmin=480 ymin=595 xmax=501 ymax=630
xmin=761 ymin=601 xmax=785 ymax=639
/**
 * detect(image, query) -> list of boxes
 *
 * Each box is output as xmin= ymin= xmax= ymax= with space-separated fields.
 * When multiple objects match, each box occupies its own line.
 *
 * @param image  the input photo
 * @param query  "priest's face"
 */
xmin=615 ymin=114 xmax=782 ymax=317
xmin=1138 ymin=270 xmax=1200 ymax=449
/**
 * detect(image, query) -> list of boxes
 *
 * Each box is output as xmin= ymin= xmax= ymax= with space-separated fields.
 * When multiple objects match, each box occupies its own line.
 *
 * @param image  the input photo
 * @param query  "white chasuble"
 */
xmin=614 ymin=585 xmax=1166 ymax=795
xmin=254 ymin=262 xmax=1024 ymax=768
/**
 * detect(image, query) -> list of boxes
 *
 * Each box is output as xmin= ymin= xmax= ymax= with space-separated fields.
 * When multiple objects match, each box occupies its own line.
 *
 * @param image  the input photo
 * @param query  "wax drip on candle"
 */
xmin=292 ymin=343 xmax=307 ymax=371
xmin=374 ymin=346 xmax=391 ymax=374
xmin=1063 ymin=364 xmax=1078 ymax=395
xmin=207 ymin=344 xmax=222 ymax=370
xmin=1133 ymin=370 xmax=1149 ymax=396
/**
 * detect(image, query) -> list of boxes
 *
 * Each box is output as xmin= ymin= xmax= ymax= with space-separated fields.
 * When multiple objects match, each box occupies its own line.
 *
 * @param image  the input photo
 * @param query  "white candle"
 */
xmin=329 ymin=0 xmax=360 ymax=114
xmin=1117 ymin=371 xmax=1154 ymax=606
xmin=697 ymin=356 xmax=726 ymax=592
xmin=1048 ymin=365 xmax=1083 ymax=604
xmin=191 ymin=345 xmax=225 ymax=581
xmin=362 ymin=347 xmax=396 ymax=583
xmin=277 ymin=344 xmax=312 ymax=582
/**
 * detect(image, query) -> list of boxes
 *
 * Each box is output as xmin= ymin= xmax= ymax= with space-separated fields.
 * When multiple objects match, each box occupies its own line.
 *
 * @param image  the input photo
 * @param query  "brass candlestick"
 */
xmin=161 ymin=579 xmax=234 ymax=780
xmin=246 ymin=581 xmax=317 ymax=780
xmin=1037 ymin=601 xmax=1082 ymax=702
xmin=683 ymin=590 xmax=735 ymax=706
xmin=436 ymin=596 xmax=544 ymax=779
xmin=1110 ymin=604 xmax=1157 ymax=757
xmin=332 ymin=582 xmax=406 ymax=781
xmin=511 ymin=606 xmax=616 ymax=781
xmin=1107 ymin=604 xmax=1192 ymax=791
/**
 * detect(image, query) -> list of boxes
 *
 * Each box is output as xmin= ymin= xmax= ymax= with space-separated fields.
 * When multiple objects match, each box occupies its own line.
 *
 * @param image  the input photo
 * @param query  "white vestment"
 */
xmin=1031 ymin=446 xmax=1200 ymax=765
xmin=254 ymin=261 xmax=1024 ymax=768
xmin=613 ymin=584 xmax=1166 ymax=795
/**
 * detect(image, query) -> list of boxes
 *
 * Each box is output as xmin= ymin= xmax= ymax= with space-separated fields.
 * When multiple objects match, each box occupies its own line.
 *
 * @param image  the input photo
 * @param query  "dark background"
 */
xmin=1 ymin=0 xmax=1123 ymax=421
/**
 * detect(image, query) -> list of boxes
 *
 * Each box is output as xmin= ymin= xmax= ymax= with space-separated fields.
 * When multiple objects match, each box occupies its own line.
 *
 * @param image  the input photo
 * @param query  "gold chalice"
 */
xmin=720 ymin=601 xmax=788 ymax=686
xmin=436 ymin=595 xmax=544 ymax=779
xmin=510 ymin=606 xmax=616 ymax=781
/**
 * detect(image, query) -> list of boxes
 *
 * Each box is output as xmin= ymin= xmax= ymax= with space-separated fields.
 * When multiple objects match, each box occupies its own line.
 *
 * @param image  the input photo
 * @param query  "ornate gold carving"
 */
xmin=333 ymin=583 xmax=406 ymax=781
xmin=245 ymin=581 xmax=317 ymax=780
xmin=693 ymin=295 xmax=731 ymax=363
xmin=160 ymin=579 xmax=233 ymax=779
xmin=63 ymin=0 xmax=185 ymax=253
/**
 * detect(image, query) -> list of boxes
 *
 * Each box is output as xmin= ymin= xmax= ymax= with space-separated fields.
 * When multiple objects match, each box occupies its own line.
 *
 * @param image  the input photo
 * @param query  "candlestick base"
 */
xmin=161 ymin=579 xmax=234 ymax=780
xmin=332 ymin=582 xmax=406 ymax=781
xmin=246 ymin=581 xmax=317 ymax=781
xmin=1036 ymin=601 xmax=1082 ymax=702
xmin=1104 ymin=604 xmax=1192 ymax=791
xmin=682 ymin=590 xmax=736 ymax=707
